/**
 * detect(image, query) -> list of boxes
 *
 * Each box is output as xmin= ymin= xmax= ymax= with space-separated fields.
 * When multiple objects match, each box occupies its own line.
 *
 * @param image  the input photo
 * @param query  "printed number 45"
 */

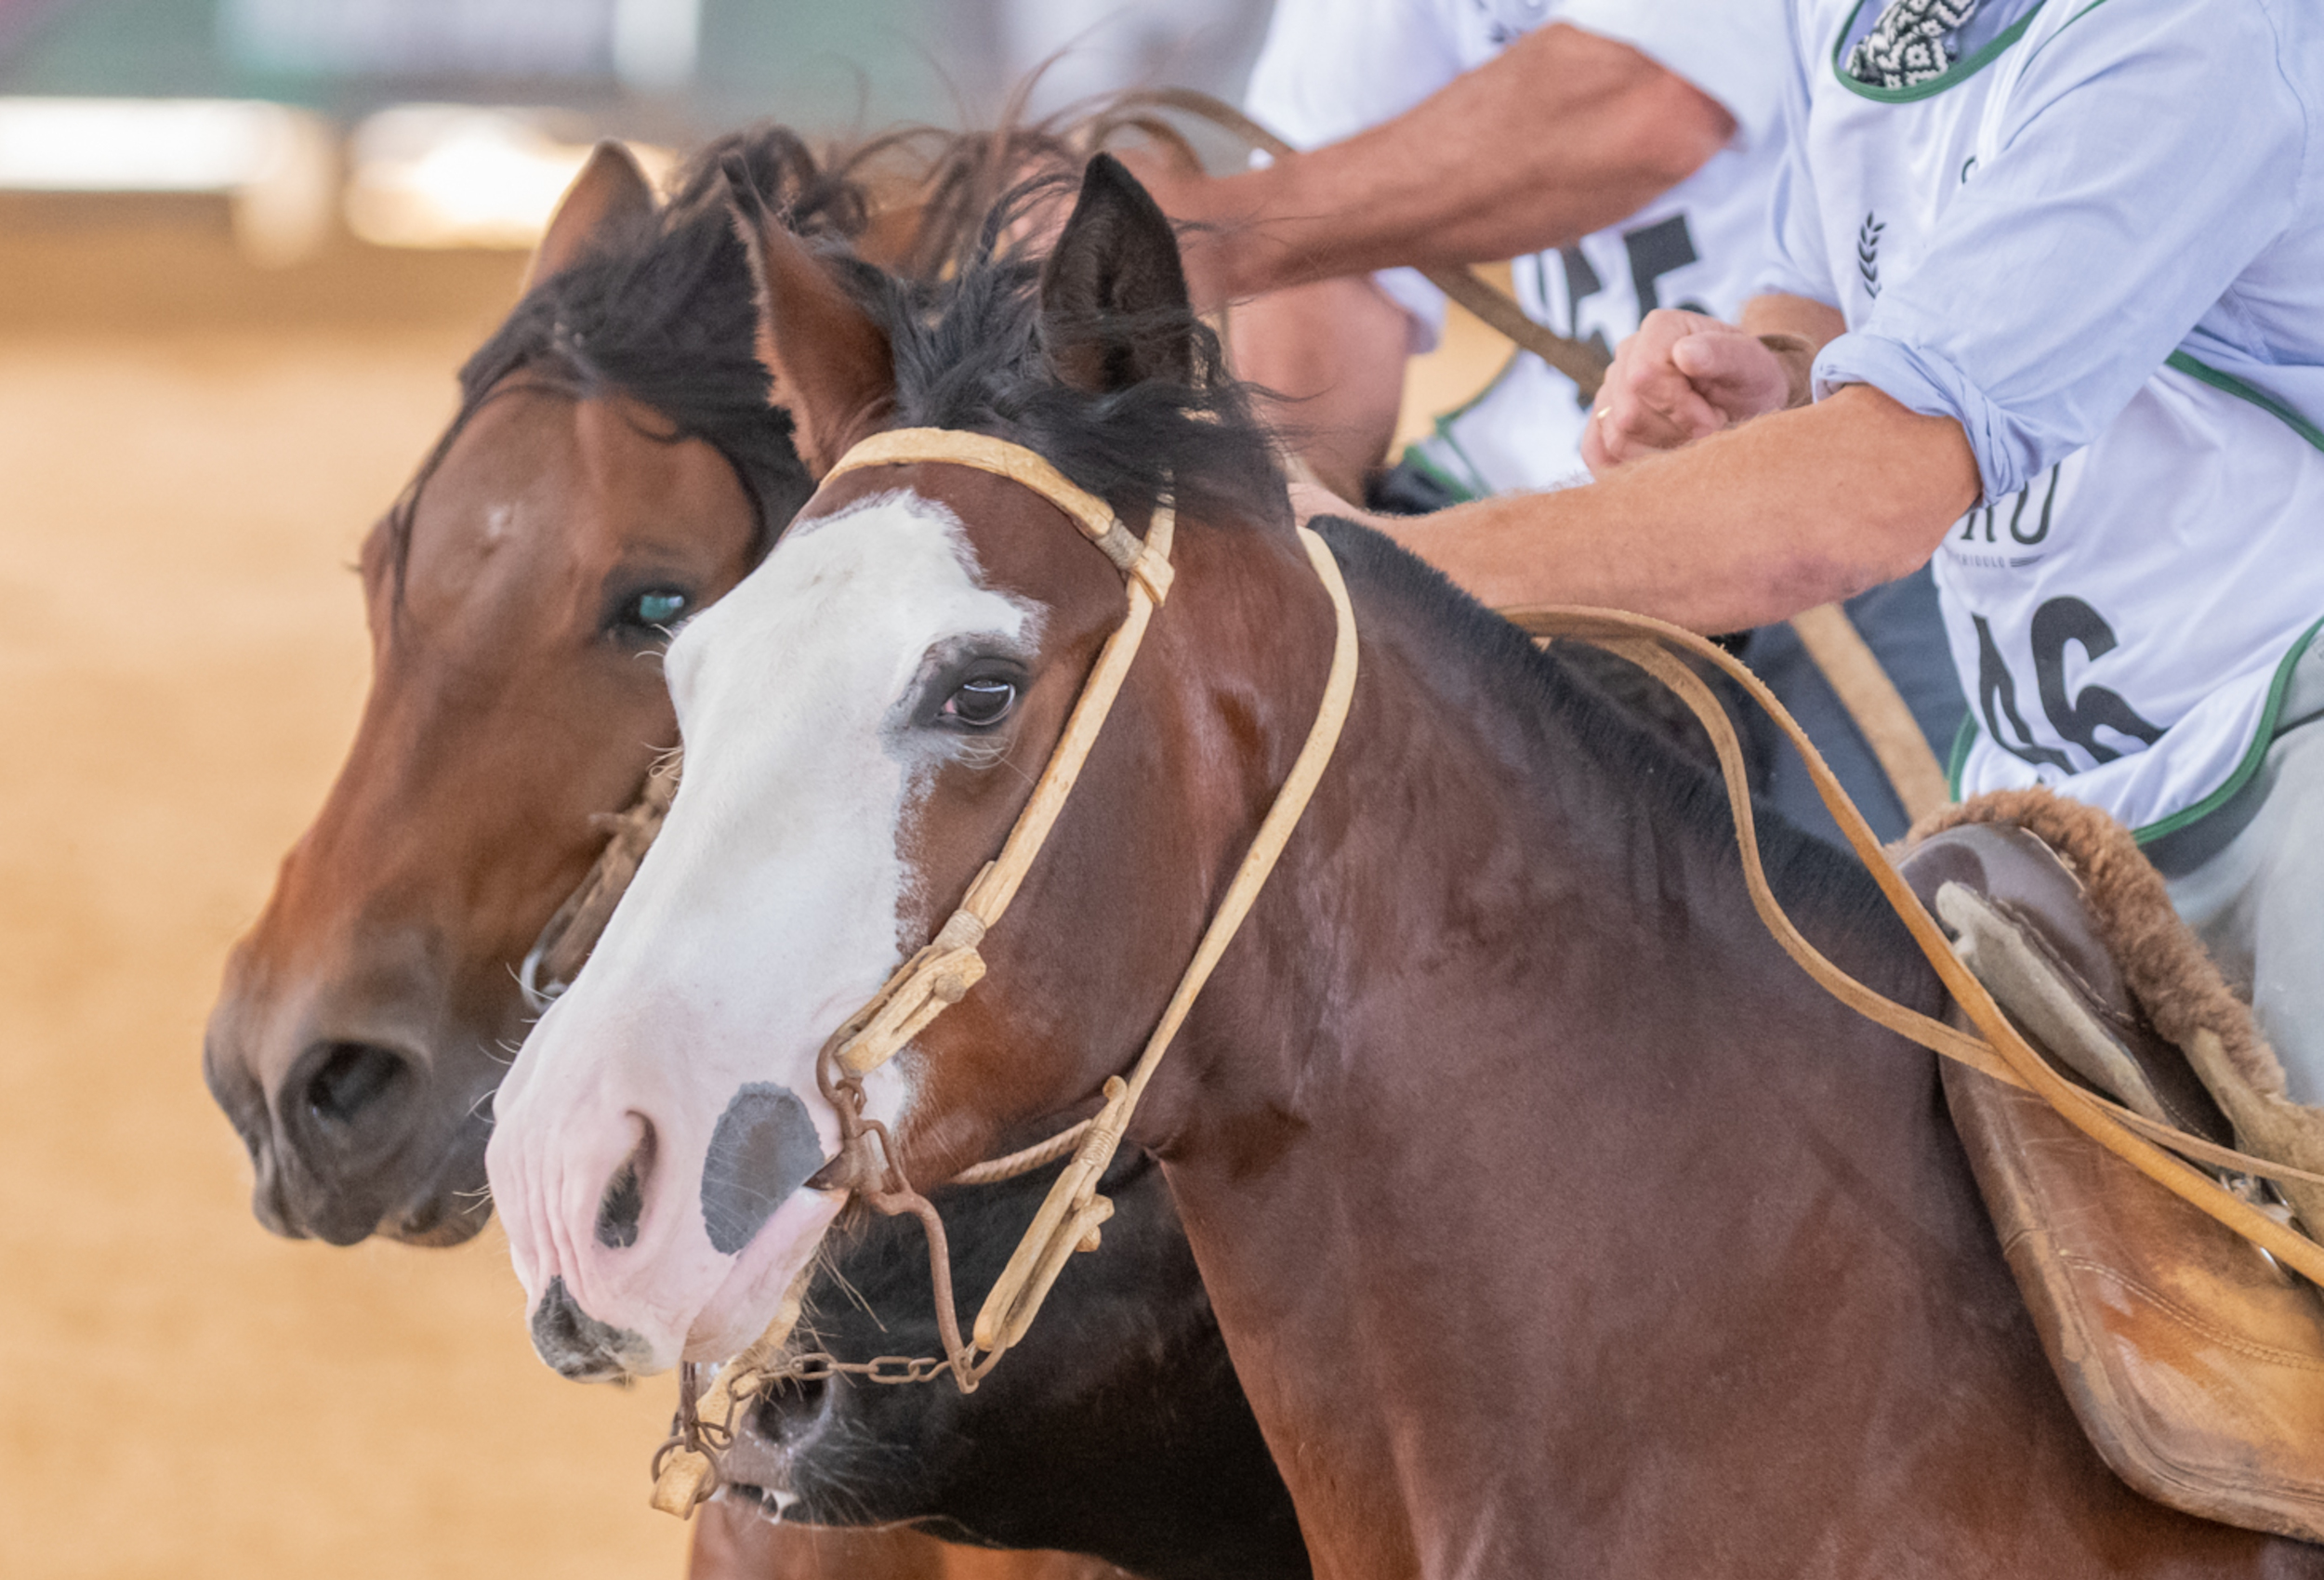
xmin=1548 ymin=214 xmax=1707 ymax=407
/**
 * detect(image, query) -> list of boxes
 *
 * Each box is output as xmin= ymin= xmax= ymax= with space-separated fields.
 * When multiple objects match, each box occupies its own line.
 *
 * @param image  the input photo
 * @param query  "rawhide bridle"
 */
xmin=642 ymin=427 xmax=1359 ymax=1514
xmin=519 ymin=759 xmax=680 ymax=1014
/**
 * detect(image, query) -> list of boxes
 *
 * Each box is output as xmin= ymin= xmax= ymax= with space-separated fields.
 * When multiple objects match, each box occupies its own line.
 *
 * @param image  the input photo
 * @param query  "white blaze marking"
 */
xmin=490 ymin=489 xmax=1037 ymax=1368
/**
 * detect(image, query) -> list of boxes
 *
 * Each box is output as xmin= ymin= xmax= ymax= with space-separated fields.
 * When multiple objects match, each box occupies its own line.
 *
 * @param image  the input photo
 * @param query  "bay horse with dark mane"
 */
xmin=200 ymin=125 xmax=1307 ymax=1580
xmin=203 ymin=128 xmax=831 ymax=1250
xmin=486 ymin=153 xmax=2324 ymax=1574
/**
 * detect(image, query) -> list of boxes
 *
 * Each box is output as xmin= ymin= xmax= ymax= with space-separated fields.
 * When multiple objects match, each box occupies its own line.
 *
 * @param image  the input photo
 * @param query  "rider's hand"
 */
xmin=1581 ymin=310 xmax=1798 ymax=475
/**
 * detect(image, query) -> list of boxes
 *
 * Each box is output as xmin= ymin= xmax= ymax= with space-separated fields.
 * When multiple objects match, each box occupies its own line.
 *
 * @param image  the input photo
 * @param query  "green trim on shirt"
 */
xmin=1945 ymin=710 xmax=1978 ymax=801
xmin=1831 ymin=0 xmax=2053 ymax=103
xmin=2135 ymin=618 xmax=2324 ymax=842
xmin=1943 ymin=619 xmax=2324 ymax=841
xmin=2026 ymin=0 xmax=2127 ymax=68
xmin=2164 ymin=350 xmax=2324 ymax=455
xmin=1400 ymin=349 xmax=1528 ymax=503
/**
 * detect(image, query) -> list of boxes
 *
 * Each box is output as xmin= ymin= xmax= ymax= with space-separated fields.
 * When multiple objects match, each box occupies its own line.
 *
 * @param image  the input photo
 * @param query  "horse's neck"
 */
xmin=1184 ymin=546 xmax=1942 ymax=1126
xmin=1155 ymin=547 xmax=2044 ymax=1572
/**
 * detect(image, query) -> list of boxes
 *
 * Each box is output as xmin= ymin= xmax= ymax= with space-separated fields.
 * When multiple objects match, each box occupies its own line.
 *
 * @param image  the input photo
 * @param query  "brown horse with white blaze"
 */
xmin=488 ymin=154 xmax=2324 ymax=1575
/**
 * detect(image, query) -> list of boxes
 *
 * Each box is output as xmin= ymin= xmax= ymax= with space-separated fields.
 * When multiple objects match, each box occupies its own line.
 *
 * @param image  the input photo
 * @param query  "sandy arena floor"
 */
xmin=0 ymin=223 xmax=1502 ymax=1580
xmin=0 ymin=315 xmax=693 ymax=1580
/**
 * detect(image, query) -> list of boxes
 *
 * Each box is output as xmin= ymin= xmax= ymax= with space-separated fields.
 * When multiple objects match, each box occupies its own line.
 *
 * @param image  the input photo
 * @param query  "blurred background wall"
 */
xmin=0 ymin=0 xmax=1274 ymax=329
xmin=0 ymin=3 xmax=1498 ymax=1576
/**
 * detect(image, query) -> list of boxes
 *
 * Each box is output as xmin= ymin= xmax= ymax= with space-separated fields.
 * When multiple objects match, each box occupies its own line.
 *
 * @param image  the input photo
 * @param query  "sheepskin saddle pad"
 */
xmin=1897 ymin=792 xmax=2324 ymax=1545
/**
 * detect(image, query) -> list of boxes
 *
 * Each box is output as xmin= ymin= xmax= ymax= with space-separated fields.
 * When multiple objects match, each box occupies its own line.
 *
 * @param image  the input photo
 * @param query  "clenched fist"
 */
xmin=1580 ymin=309 xmax=1802 ymax=475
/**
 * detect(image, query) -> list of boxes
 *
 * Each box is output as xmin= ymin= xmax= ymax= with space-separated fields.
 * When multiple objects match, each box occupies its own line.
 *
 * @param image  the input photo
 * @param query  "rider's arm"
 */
xmin=1595 ymin=0 xmax=2312 ymax=501
xmin=1232 ymin=275 xmax=1416 ymax=501
xmin=1152 ymin=19 xmax=1739 ymax=310
xmin=1366 ymin=383 xmax=1979 ymax=634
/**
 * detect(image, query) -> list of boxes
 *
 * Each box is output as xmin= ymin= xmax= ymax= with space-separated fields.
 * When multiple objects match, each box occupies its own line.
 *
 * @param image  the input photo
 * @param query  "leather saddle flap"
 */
xmin=1901 ymin=823 xmax=2324 ymax=1544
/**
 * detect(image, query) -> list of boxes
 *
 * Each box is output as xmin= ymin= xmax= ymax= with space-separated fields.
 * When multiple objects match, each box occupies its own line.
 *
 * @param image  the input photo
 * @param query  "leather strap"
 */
xmin=693 ymin=429 xmax=1356 ymax=1415
xmin=815 ymin=429 xmax=1177 ymax=1078
xmin=517 ymin=757 xmax=680 ymax=1011
xmin=1506 ymin=605 xmax=2324 ymax=1284
xmin=972 ymin=524 xmax=1359 ymax=1354
xmin=828 ymin=428 xmax=1174 ymax=602
xmin=1784 ymin=600 xmax=1951 ymax=823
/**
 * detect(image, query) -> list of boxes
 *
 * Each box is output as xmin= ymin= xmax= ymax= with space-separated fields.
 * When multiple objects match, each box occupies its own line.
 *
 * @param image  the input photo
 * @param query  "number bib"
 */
xmin=1401 ymin=0 xmax=1793 ymax=494
xmin=1802 ymin=0 xmax=2324 ymax=832
xmin=1409 ymin=191 xmax=1782 ymax=498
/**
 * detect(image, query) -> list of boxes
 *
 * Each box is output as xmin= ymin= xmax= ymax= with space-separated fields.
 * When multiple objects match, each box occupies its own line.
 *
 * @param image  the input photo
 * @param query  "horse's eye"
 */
xmin=623 ymin=589 xmax=689 ymax=630
xmin=943 ymin=677 xmax=1017 ymax=727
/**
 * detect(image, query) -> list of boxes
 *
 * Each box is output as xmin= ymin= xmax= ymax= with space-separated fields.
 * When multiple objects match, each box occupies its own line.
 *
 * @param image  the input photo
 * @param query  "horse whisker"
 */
xmin=821 ymin=1262 xmax=882 ymax=1329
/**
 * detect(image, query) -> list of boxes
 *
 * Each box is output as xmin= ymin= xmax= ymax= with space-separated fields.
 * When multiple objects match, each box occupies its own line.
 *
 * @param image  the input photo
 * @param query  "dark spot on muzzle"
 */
xmin=595 ymin=1123 xmax=654 ymax=1250
xmin=701 ymin=1082 xmax=822 ymax=1256
xmin=530 ymin=1276 xmax=654 ymax=1381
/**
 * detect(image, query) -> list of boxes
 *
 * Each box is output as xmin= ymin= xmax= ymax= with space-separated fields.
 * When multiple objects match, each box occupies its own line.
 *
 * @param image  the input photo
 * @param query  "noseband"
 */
xmin=648 ymin=428 xmax=1359 ymax=1512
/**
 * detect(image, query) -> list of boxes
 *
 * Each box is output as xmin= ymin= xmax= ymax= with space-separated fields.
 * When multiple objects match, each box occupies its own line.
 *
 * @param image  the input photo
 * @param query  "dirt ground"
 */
xmin=0 ymin=215 xmax=1501 ymax=1580
xmin=0 ymin=217 xmax=693 ymax=1576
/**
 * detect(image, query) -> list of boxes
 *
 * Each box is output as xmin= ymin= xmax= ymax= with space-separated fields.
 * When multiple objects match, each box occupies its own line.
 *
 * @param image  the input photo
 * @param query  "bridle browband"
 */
xmin=646 ymin=426 xmax=1360 ymax=1514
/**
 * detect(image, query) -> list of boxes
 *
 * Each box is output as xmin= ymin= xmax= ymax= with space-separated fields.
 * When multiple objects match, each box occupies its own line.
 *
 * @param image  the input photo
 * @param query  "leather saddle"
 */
xmin=1897 ymin=819 xmax=2324 ymax=1543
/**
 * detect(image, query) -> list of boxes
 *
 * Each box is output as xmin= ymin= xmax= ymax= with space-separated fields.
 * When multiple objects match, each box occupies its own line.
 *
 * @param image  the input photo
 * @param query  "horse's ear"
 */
xmin=522 ymin=141 xmax=656 ymax=295
xmin=724 ymin=158 xmax=894 ymax=478
xmin=1037 ymin=153 xmax=1195 ymax=395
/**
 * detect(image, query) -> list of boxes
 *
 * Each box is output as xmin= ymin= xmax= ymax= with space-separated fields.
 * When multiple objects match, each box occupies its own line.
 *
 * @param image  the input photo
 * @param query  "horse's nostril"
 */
xmin=596 ymin=1122 xmax=655 ymax=1249
xmin=530 ymin=1277 xmax=651 ymax=1380
xmin=303 ymin=1041 xmax=413 ymax=1127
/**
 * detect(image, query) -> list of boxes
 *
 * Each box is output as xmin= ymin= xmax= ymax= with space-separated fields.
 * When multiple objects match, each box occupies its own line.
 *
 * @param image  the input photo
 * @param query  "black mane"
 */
xmin=388 ymin=125 xmax=867 ymax=581
xmin=1309 ymin=514 xmax=1921 ymax=969
xmin=854 ymin=176 xmax=1287 ymax=533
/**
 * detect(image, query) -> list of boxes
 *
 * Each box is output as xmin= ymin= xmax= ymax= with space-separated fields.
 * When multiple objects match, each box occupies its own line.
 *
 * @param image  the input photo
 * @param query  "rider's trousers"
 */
xmin=2162 ymin=678 xmax=2324 ymax=1106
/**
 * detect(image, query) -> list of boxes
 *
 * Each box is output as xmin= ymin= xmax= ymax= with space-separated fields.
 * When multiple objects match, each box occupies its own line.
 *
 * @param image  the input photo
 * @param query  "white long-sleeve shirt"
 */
xmin=1245 ymin=0 xmax=1795 ymax=494
xmin=1769 ymin=0 xmax=2324 ymax=834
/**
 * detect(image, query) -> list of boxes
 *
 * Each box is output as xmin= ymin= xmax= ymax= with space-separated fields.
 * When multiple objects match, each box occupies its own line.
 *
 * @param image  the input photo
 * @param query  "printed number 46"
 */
xmin=1975 ymin=597 xmax=2161 ymax=770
